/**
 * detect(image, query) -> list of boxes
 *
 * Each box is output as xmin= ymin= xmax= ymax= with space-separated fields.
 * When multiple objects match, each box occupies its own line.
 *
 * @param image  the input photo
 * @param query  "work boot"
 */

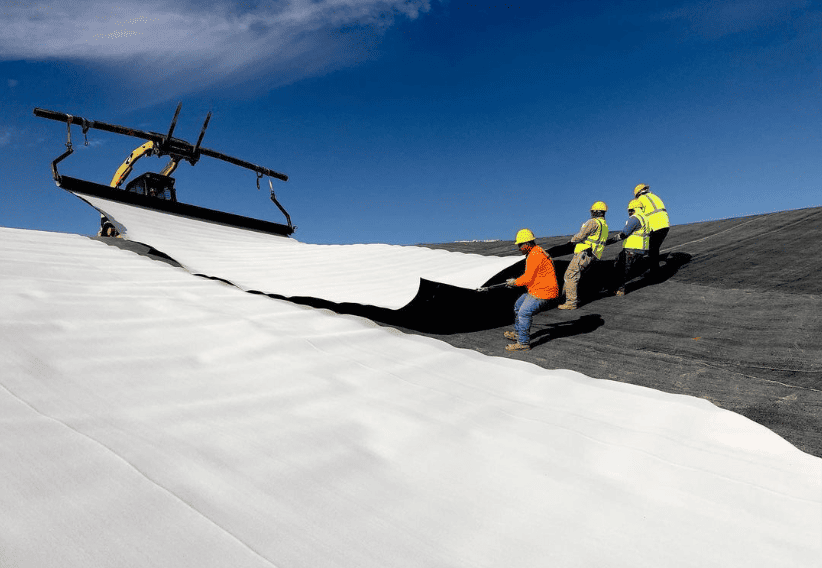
xmin=505 ymin=342 xmax=530 ymax=351
xmin=503 ymin=331 xmax=518 ymax=341
xmin=557 ymin=302 xmax=577 ymax=310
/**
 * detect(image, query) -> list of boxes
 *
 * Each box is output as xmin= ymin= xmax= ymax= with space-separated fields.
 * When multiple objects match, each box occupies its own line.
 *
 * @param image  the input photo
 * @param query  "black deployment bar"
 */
xmin=59 ymin=176 xmax=295 ymax=237
xmin=32 ymin=107 xmax=289 ymax=182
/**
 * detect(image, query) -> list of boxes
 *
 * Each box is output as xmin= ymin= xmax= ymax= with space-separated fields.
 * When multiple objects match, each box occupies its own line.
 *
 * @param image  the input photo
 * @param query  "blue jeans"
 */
xmin=514 ymin=293 xmax=550 ymax=344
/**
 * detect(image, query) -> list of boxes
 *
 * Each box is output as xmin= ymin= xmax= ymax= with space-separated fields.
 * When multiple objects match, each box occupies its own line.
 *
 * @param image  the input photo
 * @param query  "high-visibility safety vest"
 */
xmin=637 ymin=192 xmax=669 ymax=231
xmin=574 ymin=217 xmax=609 ymax=259
xmin=624 ymin=212 xmax=649 ymax=251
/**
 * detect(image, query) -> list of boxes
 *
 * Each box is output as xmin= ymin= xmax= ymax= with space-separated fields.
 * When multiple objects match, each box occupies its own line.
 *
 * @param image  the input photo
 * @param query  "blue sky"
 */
xmin=1 ymin=0 xmax=820 ymax=245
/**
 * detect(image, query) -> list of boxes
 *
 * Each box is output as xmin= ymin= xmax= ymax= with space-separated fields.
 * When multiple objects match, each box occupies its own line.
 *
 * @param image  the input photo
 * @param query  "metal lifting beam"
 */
xmin=32 ymin=106 xmax=289 ymax=182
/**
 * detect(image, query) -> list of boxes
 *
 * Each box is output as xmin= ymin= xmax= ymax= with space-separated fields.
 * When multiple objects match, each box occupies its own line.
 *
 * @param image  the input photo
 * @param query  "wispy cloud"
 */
xmin=0 ymin=1 xmax=431 ymax=95
xmin=652 ymin=0 xmax=810 ymax=39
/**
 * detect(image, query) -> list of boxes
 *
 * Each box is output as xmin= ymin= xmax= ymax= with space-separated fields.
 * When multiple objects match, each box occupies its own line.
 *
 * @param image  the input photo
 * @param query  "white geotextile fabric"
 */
xmin=1 ymin=227 xmax=820 ymax=568
xmin=79 ymin=193 xmax=520 ymax=309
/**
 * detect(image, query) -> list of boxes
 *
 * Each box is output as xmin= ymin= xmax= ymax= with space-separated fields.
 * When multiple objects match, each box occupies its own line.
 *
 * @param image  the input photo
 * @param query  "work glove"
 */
xmin=506 ymin=278 xmax=517 ymax=287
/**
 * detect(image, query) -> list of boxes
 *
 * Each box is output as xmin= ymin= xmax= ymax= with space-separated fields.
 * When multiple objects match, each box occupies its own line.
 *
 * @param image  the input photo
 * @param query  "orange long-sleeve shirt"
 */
xmin=514 ymin=245 xmax=559 ymax=299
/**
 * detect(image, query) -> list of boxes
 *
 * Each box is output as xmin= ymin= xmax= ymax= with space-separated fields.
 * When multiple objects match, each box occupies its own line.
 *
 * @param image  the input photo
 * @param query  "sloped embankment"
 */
xmin=3 ymin=226 xmax=819 ymax=567
xmin=91 ymin=202 xmax=822 ymax=456
xmin=418 ymin=207 xmax=822 ymax=457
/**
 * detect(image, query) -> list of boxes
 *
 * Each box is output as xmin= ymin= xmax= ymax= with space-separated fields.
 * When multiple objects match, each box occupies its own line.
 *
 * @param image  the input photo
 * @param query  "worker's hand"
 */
xmin=506 ymin=278 xmax=517 ymax=287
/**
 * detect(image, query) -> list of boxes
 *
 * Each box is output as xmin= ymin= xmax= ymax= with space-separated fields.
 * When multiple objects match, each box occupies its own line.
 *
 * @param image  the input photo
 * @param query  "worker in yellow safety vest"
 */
xmin=606 ymin=199 xmax=649 ymax=296
xmin=633 ymin=183 xmax=669 ymax=274
xmin=558 ymin=201 xmax=609 ymax=310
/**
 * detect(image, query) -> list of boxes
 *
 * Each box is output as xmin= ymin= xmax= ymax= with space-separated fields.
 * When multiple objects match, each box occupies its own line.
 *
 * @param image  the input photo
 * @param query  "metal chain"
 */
xmin=81 ymin=118 xmax=90 ymax=146
xmin=64 ymin=115 xmax=73 ymax=150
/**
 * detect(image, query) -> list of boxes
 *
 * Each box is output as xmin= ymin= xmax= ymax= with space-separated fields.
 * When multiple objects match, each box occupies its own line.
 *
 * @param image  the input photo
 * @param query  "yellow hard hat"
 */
xmin=628 ymin=198 xmax=643 ymax=212
xmin=591 ymin=201 xmax=607 ymax=212
xmin=633 ymin=183 xmax=649 ymax=197
xmin=515 ymin=228 xmax=536 ymax=245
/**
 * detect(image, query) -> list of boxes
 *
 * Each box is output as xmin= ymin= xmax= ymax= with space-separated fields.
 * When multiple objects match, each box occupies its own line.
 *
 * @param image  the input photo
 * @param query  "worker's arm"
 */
xmin=513 ymin=247 xmax=552 ymax=288
xmin=514 ymin=251 xmax=539 ymax=287
xmin=507 ymin=249 xmax=542 ymax=287
xmin=606 ymin=217 xmax=640 ymax=244
xmin=570 ymin=219 xmax=598 ymax=243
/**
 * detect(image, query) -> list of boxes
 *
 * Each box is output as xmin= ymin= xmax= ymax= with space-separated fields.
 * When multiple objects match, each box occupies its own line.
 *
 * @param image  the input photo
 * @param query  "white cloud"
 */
xmin=0 ymin=1 xmax=432 ymax=94
xmin=653 ymin=0 xmax=810 ymax=39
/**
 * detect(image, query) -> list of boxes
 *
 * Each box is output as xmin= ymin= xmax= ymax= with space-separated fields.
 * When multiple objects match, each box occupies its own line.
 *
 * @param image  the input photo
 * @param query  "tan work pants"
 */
xmin=563 ymin=251 xmax=594 ymax=306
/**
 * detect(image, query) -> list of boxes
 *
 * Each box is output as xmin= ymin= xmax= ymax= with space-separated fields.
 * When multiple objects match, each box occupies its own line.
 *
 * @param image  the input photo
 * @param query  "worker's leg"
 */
xmin=562 ymin=254 xmax=582 ymax=306
xmin=515 ymin=293 xmax=548 ymax=345
xmin=512 ymin=293 xmax=528 ymax=339
xmin=561 ymin=252 xmax=592 ymax=308
xmin=648 ymin=227 xmax=669 ymax=273
xmin=630 ymin=251 xmax=648 ymax=281
xmin=613 ymin=250 xmax=627 ymax=294
xmin=619 ymin=251 xmax=648 ymax=294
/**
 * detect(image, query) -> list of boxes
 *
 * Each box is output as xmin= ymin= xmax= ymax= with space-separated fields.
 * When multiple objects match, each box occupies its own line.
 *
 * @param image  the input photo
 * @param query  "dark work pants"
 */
xmin=614 ymin=250 xmax=646 ymax=292
xmin=648 ymin=227 xmax=669 ymax=271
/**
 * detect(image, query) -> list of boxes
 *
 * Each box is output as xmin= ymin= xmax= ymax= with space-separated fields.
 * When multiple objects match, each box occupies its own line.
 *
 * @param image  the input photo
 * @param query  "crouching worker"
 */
xmin=606 ymin=199 xmax=650 ymax=296
xmin=503 ymin=229 xmax=559 ymax=351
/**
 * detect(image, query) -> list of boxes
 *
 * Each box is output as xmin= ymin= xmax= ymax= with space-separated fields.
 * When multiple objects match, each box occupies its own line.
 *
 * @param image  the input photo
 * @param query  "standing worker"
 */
xmin=633 ymin=183 xmax=670 ymax=274
xmin=607 ymin=199 xmax=649 ymax=296
xmin=558 ymin=202 xmax=609 ymax=310
xmin=503 ymin=229 xmax=559 ymax=351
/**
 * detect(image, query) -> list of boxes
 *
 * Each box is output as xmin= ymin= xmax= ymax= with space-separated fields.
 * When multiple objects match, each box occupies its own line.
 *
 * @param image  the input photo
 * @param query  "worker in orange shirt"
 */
xmin=503 ymin=229 xmax=559 ymax=351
